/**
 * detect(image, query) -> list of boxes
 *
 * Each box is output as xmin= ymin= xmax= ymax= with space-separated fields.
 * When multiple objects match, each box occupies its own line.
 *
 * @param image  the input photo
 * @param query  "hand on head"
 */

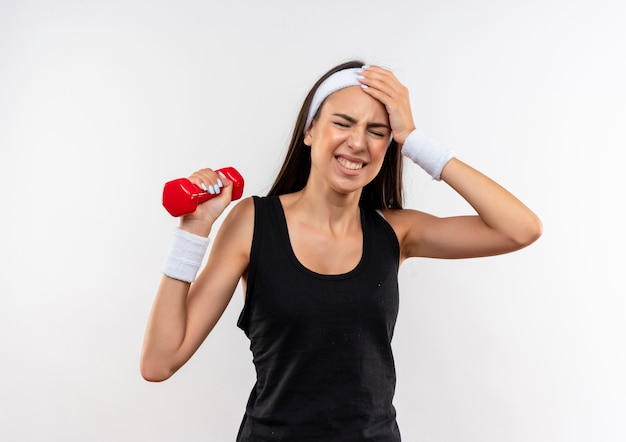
xmin=357 ymin=66 xmax=416 ymax=145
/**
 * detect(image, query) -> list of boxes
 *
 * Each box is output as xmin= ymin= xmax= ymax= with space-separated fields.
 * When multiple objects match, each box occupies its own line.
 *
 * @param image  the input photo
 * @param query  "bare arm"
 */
xmin=140 ymin=171 xmax=253 ymax=382
xmin=386 ymin=158 xmax=542 ymax=260
xmin=359 ymin=66 xmax=541 ymax=260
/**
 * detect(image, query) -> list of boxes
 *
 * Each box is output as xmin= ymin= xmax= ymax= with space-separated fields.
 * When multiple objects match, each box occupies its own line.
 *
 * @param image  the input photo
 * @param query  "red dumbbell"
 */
xmin=162 ymin=167 xmax=245 ymax=217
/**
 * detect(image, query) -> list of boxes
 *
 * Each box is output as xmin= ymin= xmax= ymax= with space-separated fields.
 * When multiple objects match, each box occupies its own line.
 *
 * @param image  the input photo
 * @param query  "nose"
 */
xmin=347 ymin=127 xmax=366 ymax=151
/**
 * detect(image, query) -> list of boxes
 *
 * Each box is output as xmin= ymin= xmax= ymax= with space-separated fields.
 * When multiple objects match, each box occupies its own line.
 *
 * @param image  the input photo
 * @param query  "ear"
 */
xmin=304 ymin=133 xmax=312 ymax=146
xmin=303 ymin=123 xmax=314 ymax=146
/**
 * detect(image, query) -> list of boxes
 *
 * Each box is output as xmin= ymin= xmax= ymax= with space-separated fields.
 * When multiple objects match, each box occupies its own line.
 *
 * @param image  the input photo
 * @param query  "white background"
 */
xmin=1 ymin=1 xmax=625 ymax=441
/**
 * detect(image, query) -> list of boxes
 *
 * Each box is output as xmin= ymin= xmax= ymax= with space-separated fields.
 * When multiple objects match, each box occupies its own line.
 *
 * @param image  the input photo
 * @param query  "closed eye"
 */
xmin=369 ymin=130 xmax=386 ymax=137
xmin=331 ymin=113 xmax=390 ymax=137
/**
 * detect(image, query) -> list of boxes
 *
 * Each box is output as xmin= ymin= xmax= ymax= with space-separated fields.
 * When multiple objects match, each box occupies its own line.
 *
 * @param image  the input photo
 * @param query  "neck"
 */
xmin=281 ymin=185 xmax=362 ymax=236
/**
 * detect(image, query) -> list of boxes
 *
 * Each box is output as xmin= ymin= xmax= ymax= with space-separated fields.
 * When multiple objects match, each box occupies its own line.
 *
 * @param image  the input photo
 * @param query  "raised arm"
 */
xmin=140 ymin=170 xmax=253 ymax=382
xmin=359 ymin=66 xmax=542 ymax=260
xmin=386 ymin=158 xmax=542 ymax=259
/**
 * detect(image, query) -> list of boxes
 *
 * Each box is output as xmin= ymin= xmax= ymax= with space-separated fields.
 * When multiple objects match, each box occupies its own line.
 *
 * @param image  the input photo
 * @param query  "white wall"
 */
xmin=1 ymin=1 xmax=624 ymax=441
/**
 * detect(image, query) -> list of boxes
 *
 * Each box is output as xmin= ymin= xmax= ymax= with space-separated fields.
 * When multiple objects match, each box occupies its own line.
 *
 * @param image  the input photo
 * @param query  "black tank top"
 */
xmin=237 ymin=196 xmax=401 ymax=441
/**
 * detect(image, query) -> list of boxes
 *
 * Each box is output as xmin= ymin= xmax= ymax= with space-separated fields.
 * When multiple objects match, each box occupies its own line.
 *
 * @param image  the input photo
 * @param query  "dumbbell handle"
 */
xmin=162 ymin=167 xmax=245 ymax=217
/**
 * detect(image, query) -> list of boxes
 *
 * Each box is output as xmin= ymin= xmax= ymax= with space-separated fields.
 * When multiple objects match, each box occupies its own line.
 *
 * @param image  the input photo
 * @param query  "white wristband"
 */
xmin=161 ymin=228 xmax=210 ymax=283
xmin=401 ymin=129 xmax=456 ymax=180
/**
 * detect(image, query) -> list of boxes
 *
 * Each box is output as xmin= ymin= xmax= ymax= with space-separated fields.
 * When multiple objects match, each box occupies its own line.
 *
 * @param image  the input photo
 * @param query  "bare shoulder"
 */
xmin=381 ymin=208 xmax=439 ymax=260
xmin=381 ymin=207 xmax=434 ymax=238
xmin=223 ymin=195 xmax=255 ymax=225
xmin=211 ymin=196 xmax=255 ymax=262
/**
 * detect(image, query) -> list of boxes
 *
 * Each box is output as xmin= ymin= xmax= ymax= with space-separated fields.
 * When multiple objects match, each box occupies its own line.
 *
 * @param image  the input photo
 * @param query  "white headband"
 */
xmin=305 ymin=67 xmax=363 ymax=131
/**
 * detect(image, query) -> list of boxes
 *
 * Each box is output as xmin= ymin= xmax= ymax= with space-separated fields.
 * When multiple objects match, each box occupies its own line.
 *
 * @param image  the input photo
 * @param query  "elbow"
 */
xmin=514 ymin=214 xmax=543 ymax=249
xmin=141 ymin=370 xmax=170 ymax=383
xmin=140 ymin=357 xmax=176 ymax=383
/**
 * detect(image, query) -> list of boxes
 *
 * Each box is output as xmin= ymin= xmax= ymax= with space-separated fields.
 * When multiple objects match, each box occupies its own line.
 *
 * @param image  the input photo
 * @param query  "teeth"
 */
xmin=337 ymin=157 xmax=363 ymax=170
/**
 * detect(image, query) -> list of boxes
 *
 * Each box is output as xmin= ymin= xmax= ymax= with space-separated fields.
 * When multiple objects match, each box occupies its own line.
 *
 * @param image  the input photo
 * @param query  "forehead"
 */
xmin=321 ymin=86 xmax=389 ymax=121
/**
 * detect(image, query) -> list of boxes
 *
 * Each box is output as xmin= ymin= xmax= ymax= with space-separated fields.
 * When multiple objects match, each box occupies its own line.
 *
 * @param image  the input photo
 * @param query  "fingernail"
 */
xmin=200 ymin=183 xmax=208 ymax=191
xmin=213 ymin=184 xmax=221 ymax=194
xmin=361 ymin=84 xmax=369 ymax=89
xmin=217 ymin=178 xmax=223 ymax=187
xmin=357 ymin=74 xmax=365 ymax=80
xmin=361 ymin=64 xmax=370 ymax=69
xmin=218 ymin=171 xmax=226 ymax=179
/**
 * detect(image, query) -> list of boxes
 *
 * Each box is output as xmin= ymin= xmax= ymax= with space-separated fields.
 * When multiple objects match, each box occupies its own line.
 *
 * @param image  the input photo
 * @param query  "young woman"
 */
xmin=141 ymin=60 xmax=542 ymax=441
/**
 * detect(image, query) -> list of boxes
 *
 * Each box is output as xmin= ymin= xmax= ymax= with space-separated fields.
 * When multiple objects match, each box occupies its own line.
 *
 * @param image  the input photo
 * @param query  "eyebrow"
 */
xmin=332 ymin=113 xmax=391 ymax=131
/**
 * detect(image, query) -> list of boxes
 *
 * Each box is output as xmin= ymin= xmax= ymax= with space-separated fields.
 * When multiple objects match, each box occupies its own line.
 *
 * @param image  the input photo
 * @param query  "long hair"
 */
xmin=267 ymin=60 xmax=404 ymax=210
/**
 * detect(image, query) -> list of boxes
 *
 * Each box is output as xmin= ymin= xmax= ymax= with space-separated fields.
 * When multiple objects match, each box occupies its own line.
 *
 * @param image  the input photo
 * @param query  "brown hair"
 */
xmin=267 ymin=60 xmax=404 ymax=210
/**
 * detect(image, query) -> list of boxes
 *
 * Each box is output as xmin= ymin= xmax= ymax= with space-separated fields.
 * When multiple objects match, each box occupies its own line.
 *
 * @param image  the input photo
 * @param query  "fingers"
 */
xmin=358 ymin=66 xmax=416 ymax=144
xmin=189 ymin=168 xmax=227 ymax=196
xmin=358 ymin=66 xmax=406 ymax=101
xmin=182 ymin=168 xmax=234 ymax=224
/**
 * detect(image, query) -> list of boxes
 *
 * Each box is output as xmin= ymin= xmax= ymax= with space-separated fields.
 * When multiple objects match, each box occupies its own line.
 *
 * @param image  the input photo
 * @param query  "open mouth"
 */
xmin=336 ymin=156 xmax=365 ymax=170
